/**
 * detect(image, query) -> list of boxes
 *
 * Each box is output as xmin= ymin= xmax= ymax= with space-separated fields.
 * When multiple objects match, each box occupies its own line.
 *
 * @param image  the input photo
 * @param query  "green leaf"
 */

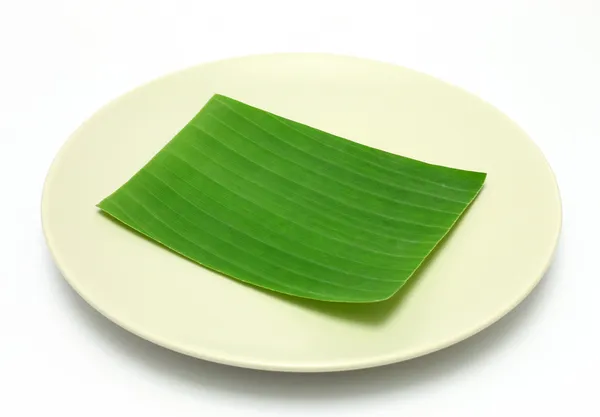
xmin=98 ymin=94 xmax=486 ymax=303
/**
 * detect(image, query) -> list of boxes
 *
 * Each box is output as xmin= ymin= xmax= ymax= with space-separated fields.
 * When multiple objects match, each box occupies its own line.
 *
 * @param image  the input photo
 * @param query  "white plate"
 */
xmin=42 ymin=53 xmax=561 ymax=372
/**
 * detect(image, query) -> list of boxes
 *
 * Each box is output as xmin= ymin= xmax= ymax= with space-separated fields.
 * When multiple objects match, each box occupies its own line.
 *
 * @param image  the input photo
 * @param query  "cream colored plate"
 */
xmin=42 ymin=54 xmax=561 ymax=372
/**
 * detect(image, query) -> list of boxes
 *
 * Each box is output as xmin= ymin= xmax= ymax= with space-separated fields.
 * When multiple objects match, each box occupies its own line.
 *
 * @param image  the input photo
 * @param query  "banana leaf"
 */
xmin=98 ymin=94 xmax=486 ymax=303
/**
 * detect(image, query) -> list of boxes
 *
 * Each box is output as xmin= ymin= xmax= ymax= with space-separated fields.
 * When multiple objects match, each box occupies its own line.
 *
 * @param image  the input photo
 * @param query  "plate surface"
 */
xmin=42 ymin=53 xmax=561 ymax=372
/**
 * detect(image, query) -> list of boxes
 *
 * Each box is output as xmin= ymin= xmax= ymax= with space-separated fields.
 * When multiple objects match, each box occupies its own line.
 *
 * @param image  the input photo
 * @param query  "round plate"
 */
xmin=42 ymin=54 xmax=561 ymax=372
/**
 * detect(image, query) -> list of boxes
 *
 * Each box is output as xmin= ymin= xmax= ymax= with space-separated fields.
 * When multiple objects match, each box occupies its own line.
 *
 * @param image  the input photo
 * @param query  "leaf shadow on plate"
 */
xmin=274 ymin=201 xmax=481 ymax=324
xmin=98 ymin=209 xmax=468 ymax=325
xmin=45 ymin=242 xmax=562 ymax=402
xmin=258 ymin=247 xmax=435 ymax=325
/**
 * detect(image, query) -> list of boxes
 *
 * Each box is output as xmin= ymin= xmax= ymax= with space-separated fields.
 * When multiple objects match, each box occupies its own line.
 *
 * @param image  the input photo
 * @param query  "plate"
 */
xmin=42 ymin=53 xmax=561 ymax=372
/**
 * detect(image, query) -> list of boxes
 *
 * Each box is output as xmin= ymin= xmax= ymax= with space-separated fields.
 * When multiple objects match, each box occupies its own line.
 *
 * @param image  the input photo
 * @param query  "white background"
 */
xmin=0 ymin=0 xmax=598 ymax=415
